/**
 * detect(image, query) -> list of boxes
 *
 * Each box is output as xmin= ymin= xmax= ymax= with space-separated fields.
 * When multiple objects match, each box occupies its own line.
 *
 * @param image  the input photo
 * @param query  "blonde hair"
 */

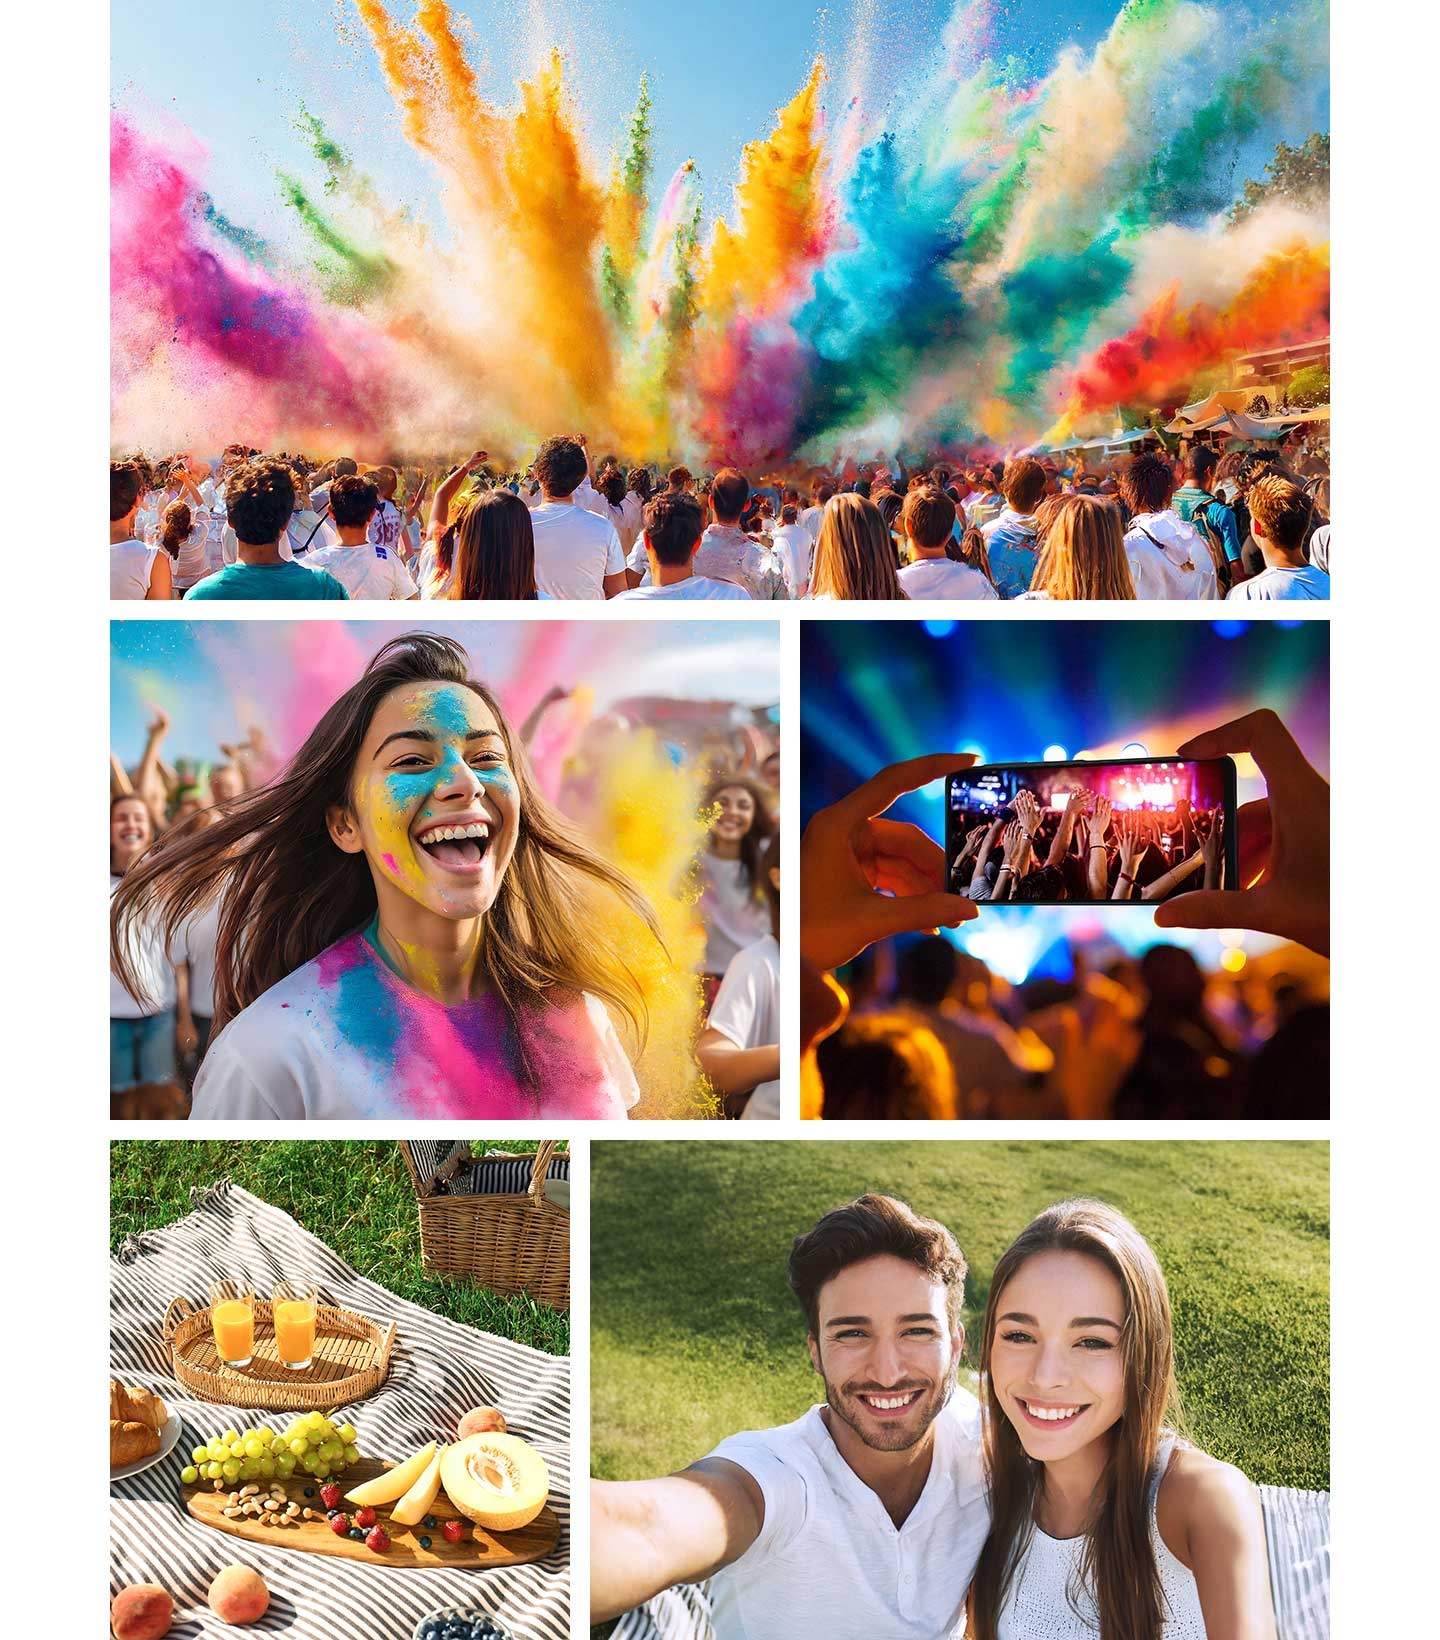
xmin=1029 ymin=495 xmax=1136 ymax=600
xmin=810 ymin=493 xmax=908 ymax=600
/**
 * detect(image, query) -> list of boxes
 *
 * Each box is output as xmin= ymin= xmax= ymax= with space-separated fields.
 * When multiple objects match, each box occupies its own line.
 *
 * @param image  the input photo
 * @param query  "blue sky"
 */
xmin=113 ymin=1 xmax=1315 ymax=255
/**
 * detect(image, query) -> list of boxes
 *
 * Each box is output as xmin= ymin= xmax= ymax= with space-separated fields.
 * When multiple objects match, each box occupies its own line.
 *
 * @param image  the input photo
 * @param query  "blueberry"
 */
xmin=423 ymin=1513 xmax=438 ymax=1528
xmin=326 ymin=1508 xmax=342 ymax=1520
xmin=303 ymin=1486 xmax=316 ymax=1498
xmin=418 ymin=1534 xmax=432 ymax=1550
xmin=348 ymin=1526 xmax=365 ymax=1541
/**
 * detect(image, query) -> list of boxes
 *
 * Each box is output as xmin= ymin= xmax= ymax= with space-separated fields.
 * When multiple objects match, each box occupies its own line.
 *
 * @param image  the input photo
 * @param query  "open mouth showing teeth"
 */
xmin=1018 ymin=1400 xmax=1087 ymax=1425
xmin=859 ymin=1390 xmax=922 ymax=1413
xmin=416 ymin=821 xmax=491 ymax=870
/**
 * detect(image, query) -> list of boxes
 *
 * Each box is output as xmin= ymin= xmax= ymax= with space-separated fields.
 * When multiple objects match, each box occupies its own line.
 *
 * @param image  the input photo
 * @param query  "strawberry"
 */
xmin=319 ymin=1483 xmax=343 ymax=1510
xmin=355 ymin=1506 xmax=377 ymax=1529
xmin=365 ymin=1525 xmax=390 ymax=1553
xmin=442 ymin=1518 xmax=465 ymax=1544
xmin=328 ymin=1512 xmax=350 ymax=1536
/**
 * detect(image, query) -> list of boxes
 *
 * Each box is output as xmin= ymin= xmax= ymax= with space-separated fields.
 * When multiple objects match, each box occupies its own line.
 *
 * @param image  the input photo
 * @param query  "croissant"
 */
xmin=111 ymin=1420 xmax=162 ymax=1467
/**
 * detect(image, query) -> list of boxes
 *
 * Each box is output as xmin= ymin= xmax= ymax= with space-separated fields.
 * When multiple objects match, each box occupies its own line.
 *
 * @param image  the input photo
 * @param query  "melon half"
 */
xmin=440 ymin=1433 xmax=549 ymax=1532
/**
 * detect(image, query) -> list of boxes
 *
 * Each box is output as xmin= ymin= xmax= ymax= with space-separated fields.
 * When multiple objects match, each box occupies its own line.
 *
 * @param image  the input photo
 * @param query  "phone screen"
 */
xmin=945 ymin=757 xmax=1237 ymax=904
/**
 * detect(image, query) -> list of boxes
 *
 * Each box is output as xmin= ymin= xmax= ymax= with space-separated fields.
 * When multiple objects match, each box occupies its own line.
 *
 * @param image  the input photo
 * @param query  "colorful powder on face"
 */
xmin=112 ymin=0 xmax=1327 ymax=456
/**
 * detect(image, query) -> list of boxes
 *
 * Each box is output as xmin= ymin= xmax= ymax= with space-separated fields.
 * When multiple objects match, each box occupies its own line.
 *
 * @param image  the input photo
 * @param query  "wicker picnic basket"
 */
xmin=162 ymin=1296 xmax=396 ymax=1410
xmin=399 ymin=1141 xmax=570 ymax=1311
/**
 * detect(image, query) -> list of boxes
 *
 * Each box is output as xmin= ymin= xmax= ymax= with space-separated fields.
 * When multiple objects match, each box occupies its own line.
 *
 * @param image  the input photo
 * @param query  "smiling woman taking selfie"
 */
xmin=972 ymin=1200 xmax=1276 ymax=1640
xmin=110 ymin=634 xmax=664 ymax=1119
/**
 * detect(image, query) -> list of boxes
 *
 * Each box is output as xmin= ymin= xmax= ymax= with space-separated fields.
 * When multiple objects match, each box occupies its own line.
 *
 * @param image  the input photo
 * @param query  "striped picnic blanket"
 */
xmin=111 ymin=1180 xmax=569 ymax=1640
xmin=610 ymin=1488 xmax=1330 ymax=1639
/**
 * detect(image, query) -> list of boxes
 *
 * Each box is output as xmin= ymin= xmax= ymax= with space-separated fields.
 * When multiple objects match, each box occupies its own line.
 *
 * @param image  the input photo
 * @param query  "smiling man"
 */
xmin=590 ymin=1195 xmax=989 ymax=1636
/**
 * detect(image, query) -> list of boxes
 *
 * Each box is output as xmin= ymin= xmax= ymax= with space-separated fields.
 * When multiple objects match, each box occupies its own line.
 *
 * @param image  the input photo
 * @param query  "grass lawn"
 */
xmin=111 ymin=1140 xmax=569 ymax=1355
xmin=592 ymin=1139 xmax=1328 ymax=1488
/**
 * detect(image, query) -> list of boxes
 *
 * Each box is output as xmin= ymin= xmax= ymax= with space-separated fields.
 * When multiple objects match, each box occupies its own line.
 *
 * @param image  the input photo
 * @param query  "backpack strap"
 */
xmin=1134 ymin=525 xmax=1195 ymax=574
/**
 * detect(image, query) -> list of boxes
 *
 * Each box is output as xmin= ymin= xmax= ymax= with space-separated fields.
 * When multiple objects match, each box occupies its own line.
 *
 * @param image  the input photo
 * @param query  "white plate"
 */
xmin=111 ymin=1412 xmax=184 ymax=1483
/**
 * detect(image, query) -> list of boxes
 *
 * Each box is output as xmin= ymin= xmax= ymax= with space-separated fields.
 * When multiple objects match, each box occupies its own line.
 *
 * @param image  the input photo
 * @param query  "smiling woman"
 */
xmin=110 ymin=633 xmax=665 ymax=1118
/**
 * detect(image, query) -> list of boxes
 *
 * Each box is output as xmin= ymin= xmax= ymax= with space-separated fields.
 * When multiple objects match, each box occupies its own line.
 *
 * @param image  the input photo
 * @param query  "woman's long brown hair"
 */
xmin=447 ymin=490 xmax=539 ymax=600
xmin=1029 ymin=495 xmax=1137 ymax=600
xmin=111 ymin=635 xmax=665 ymax=1061
xmin=970 ymin=1200 xmax=1184 ymax=1640
xmin=810 ymin=493 xmax=909 ymax=600
xmin=701 ymin=774 xmax=775 ymax=895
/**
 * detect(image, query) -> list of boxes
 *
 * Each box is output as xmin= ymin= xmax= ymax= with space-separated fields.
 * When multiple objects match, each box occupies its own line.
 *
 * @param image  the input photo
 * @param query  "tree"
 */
xmin=1285 ymin=364 xmax=1330 ymax=409
xmin=1228 ymin=133 xmax=1329 ymax=225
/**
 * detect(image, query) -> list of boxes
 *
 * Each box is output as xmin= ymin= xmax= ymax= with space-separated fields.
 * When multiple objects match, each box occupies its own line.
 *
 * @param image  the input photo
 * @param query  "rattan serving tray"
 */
xmin=163 ymin=1296 xmax=396 ymax=1410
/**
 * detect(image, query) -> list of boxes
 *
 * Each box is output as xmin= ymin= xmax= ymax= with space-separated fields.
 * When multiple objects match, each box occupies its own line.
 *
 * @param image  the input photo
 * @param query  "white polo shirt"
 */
xmin=705 ymin=1390 xmax=988 ymax=1640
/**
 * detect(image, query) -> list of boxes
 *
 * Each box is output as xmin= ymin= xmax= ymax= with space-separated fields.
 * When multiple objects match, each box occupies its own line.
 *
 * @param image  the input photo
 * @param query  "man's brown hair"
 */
xmin=1118 ymin=451 xmax=1177 ymax=517
xmin=710 ymin=467 xmax=750 ymax=523
xmin=111 ymin=461 xmax=144 ymax=522
xmin=1001 ymin=456 xmax=1047 ymax=515
xmin=900 ymin=484 xmax=958 ymax=551
xmin=788 ymin=1193 xmax=967 ymax=1335
xmin=1247 ymin=473 xmax=1313 ymax=554
xmin=329 ymin=474 xmax=380 ymax=530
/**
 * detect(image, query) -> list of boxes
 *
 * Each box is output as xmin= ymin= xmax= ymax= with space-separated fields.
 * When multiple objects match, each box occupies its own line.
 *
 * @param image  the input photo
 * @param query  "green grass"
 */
xmin=592 ymin=1140 xmax=1328 ymax=1488
xmin=111 ymin=1140 xmax=569 ymax=1355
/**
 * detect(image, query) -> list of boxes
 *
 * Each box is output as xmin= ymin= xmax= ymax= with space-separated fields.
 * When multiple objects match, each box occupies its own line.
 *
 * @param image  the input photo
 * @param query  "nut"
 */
xmin=222 ymin=1506 xmax=243 ymax=1519
xmin=239 ymin=1485 xmax=259 ymax=1498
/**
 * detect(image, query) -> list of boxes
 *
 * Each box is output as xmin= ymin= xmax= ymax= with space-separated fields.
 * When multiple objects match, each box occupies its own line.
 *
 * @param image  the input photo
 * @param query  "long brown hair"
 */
xmin=701 ymin=774 xmax=774 ymax=894
xmin=810 ymin=493 xmax=908 ymax=600
xmin=111 ymin=635 xmax=664 ymax=1059
xmin=1029 ymin=495 xmax=1136 ymax=600
xmin=971 ymin=1200 xmax=1184 ymax=1640
xmin=158 ymin=500 xmax=193 ymax=558
xmin=447 ymin=490 xmax=539 ymax=600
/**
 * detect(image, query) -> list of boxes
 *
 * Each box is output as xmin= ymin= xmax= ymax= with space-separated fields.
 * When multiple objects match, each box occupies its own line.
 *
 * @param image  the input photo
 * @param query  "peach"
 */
xmin=457 ymin=1405 xmax=507 ymax=1438
xmin=206 ymin=1564 xmax=270 ymax=1625
xmin=111 ymin=1584 xmax=174 ymax=1640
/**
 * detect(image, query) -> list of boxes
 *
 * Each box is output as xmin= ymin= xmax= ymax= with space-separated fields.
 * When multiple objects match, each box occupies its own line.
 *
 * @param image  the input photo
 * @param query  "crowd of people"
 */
xmin=107 ymin=429 xmax=1330 ymax=603
xmin=109 ymin=643 xmax=781 ymax=1120
xmin=949 ymin=789 xmax=1226 ymax=903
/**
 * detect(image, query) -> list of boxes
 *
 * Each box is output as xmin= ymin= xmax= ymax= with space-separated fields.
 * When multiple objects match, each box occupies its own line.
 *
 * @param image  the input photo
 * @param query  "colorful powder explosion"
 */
xmin=111 ymin=0 xmax=1329 ymax=461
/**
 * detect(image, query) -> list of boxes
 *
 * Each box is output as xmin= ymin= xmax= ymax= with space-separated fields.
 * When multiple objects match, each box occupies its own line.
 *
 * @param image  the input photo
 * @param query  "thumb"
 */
xmin=870 ymin=891 xmax=978 ymax=940
xmin=1153 ymin=891 xmax=1247 ymax=933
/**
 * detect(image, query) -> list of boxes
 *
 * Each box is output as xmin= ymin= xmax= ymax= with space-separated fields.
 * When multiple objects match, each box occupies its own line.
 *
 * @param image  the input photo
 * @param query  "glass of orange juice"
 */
xmin=273 ymin=1283 xmax=318 ymax=1371
xmin=210 ymin=1286 xmax=255 ymax=1369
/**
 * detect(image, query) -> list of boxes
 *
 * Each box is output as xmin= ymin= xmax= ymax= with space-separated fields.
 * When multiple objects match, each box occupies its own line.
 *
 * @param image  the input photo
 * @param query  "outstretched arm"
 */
xmin=1166 ymin=1457 xmax=1277 ymax=1640
xmin=1086 ymin=795 xmax=1113 ymax=899
xmin=590 ymin=1460 xmax=764 ymax=1624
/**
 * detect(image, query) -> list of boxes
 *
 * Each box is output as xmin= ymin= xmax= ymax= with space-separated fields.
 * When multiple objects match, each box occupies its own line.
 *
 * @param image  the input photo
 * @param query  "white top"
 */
xmin=707 ymin=1392 xmax=988 ymax=1640
xmin=770 ymin=522 xmax=813 ymax=596
xmin=707 ymin=933 xmax=780 ymax=1120
xmin=613 ymin=576 xmax=751 ymax=602
xmin=698 ymin=855 xmax=773 ymax=975
xmin=110 ymin=874 xmax=175 ymax=1018
xmin=997 ymin=1435 xmax=1206 ymax=1638
xmin=1124 ymin=512 xmax=1219 ymax=600
xmin=415 ymin=539 xmax=454 ymax=600
xmin=172 ymin=898 xmax=221 ymax=1017
xmin=367 ymin=497 xmax=406 ymax=554
xmin=110 ymin=539 xmax=161 ymax=600
xmin=188 ymin=925 xmax=638 ymax=1120
xmin=529 ymin=500 xmax=624 ymax=599
xmin=897 ymin=558 xmax=999 ymax=600
xmin=147 ymin=509 xmax=212 ymax=589
xmin=1227 ymin=563 xmax=1330 ymax=601
xmin=1308 ymin=524 xmax=1329 ymax=575
xmin=304 ymin=539 xmax=418 ymax=600
xmin=626 ymin=534 xmax=653 ymax=586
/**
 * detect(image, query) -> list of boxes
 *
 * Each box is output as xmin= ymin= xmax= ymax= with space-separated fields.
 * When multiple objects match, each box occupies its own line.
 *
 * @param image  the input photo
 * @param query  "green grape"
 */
xmin=337 ymin=1423 xmax=357 ymax=1445
xmin=243 ymin=1437 xmax=263 ymax=1458
xmin=221 ymin=1429 xmax=240 ymax=1445
xmin=239 ymin=1459 xmax=259 ymax=1482
xmin=259 ymin=1456 xmax=276 ymax=1477
xmin=343 ymin=1444 xmax=359 ymax=1465
xmin=222 ymin=1459 xmax=242 ymax=1482
xmin=255 ymin=1426 xmax=275 ymax=1444
xmin=313 ymin=1462 xmax=330 ymax=1479
xmin=203 ymin=1461 xmax=223 ymax=1481
xmin=301 ymin=1452 xmax=320 ymax=1473
xmin=289 ymin=1438 xmax=307 ymax=1457
xmin=191 ymin=1445 xmax=209 ymax=1465
xmin=180 ymin=1465 xmax=199 ymax=1485
xmin=228 ymin=1442 xmax=246 ymax=1460
xmin=207 ymin=1440 xmax=228 ymax=1462
xmin=269 ymin=1437 xmax=285 ymax=1456
xmin=276 ymin=1452 xmax=297 ymax=1477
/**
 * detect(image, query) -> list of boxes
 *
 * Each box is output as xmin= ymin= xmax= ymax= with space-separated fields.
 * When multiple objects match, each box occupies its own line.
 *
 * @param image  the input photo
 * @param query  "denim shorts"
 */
xmin=110 ymin=1011 xmax=178 ymax=1091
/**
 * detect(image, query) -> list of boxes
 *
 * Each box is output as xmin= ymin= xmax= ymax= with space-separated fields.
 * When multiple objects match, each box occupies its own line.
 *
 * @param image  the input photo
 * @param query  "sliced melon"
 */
xmin=344 ymin=1440 xmax=438 ymax=1507
xmin=390 ymin=1442 xmax=446 ymax=1527
xmin=440 ymin=1433 xmax=549 ymax=1532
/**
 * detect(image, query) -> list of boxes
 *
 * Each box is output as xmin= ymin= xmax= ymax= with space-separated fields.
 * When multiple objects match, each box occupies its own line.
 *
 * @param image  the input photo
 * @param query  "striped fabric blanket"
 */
xmin=111 ymin=1180 xmax=569 ymax=1640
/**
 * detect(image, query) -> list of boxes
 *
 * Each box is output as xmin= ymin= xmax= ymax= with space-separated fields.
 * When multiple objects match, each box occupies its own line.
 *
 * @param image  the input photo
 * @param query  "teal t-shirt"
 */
xmin=183 ymin=560 xmax=349 ymax=601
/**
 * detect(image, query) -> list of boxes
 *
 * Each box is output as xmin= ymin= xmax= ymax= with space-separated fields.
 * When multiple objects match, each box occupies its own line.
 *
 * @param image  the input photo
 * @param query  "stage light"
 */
xmin=1043 ymin=743 xmax=1068 ymax=761
xmin=1220 ymin=947 xmax=1247 ymax=973
xmin=1211 ymin=619 xmax=1247 ymax=639
xmin=1219 ymin=930 xmax=1245 ymax=947
xmin=1120 ymin=741 xmax=1148 ymax=757
xmin=923 ymin=619 xmax=957 ymax=638
xmin=958 ymin=741 xmax=986 ymax=765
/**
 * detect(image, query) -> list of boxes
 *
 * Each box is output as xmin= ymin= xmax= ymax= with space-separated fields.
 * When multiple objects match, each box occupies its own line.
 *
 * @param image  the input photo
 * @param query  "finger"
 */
xmin=1174 ymin=709 xmax=1314 ymax=789
xmin=868 ymin=891 xmax=978 ymax=940
xmin=867 ymin=819 xmax=947 ymax=886
xmin=872 ymin=855 xmax=946 ymax=898
xmin=1154 ymin=889 xmax=1258 ymax=933
xmin=832 ymin=753 xmax=978 ymax=827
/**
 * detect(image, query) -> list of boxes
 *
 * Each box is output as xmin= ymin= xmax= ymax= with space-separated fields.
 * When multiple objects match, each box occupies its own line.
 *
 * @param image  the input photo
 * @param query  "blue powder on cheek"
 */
xmin=382 ymin=749 xmax=515 ymax=805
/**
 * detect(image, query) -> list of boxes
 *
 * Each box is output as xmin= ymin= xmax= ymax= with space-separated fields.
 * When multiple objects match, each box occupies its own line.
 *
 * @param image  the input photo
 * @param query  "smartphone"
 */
xmin=945 ymin=756 xmax=1238 ymax=904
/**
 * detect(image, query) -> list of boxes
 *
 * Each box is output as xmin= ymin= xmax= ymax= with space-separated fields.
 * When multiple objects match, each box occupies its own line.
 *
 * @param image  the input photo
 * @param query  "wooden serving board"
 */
xmin=182 ymin=1457 xmax=558 ymax=1569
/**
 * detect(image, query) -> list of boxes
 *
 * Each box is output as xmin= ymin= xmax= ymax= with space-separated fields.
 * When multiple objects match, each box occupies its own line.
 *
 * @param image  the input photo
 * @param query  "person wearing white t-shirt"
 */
xmin=590 ymin=1194 xmax=989 ymax=1632
xmin=770 ymin=505 xmax=814 ymax=597
xmin=896 ymin=484 xmax=999 ymax=600
xmin=110 ymin=461 xmax=173 ymax=600
xmin=1225 ymin=473 xmax=1331 ymax=602
xmin=149 ymin=498 xmax=213 ymax=595
xmin=364 ymin=466 xmax=408 ymax=557
xmin=801 ymin=481 xmax=834 ymax=546
xmin=527 ymin=435 xmax=627 ymax=599
xmin=1119 ymin=451 xmax=1219 ymax=600
xmin=697 ymin=836 xmax=780 ymax=1118
xmin=696 ymin=469 xmax=788 ymax=598
xmin=614 ymin=491 xmax=753 ymax=602
xmin=304 ymin=474 xmax=419 ymax=600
